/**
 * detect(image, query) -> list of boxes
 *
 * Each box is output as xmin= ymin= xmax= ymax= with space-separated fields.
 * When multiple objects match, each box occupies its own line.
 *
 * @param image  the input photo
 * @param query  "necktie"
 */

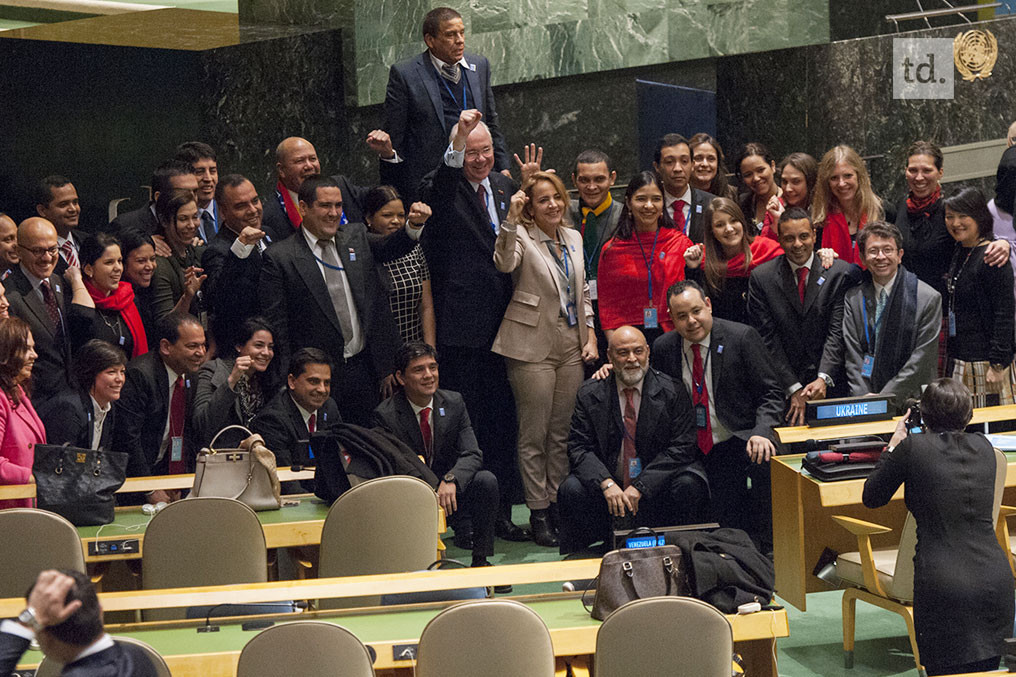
xmin=200 ymin=210 xmax=215 ymax=240
xmin=440 ymin=62 xmax=461 ymax=84
xmin=621 ymin=388 xmax=637 ymax=488
xmin=167 ymin=375 xmax=186 ymax=474
xmin=420 ymin=407 xmax=433 ymax=465
xmin=308 ymin=412 xmax=316 ymax=434
xmin=476 ymin=185 xmax=496 ymax=234
xmin=317 ymin=239 xmax=355 ymax=341
xmin=39 ymin=279 xmax=61 ymax=330
xmin=875 ymin=289 xmax=888 ymax=344
xmin=691 ymin=344 xmax=713 ymax=454
xmin=797 ymin=265 xmax=809 ymax=304
xmin=60 ymin=241 xmax=79 ymax=268
xmin=673 ymin=200 xmax=687 ymax=234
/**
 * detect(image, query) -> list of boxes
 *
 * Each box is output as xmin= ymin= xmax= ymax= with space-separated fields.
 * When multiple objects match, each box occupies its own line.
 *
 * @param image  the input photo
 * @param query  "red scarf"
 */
xmin=822 ymin=211 xmax=867 ymax=266
xmin=723 ymin=237 xmax=783 ymax=278
xmin=277 ymin=179 xmax=302 ymax=229
xmin=906 ymin=186 xmax=941 ymax=215
xmin=84 ymin=279 xmax=148 ymax=358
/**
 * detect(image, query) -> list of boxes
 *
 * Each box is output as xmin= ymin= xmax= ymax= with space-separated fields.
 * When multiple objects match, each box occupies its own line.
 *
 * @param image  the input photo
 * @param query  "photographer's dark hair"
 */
xmin=921 ymin=378 xmax=974 ymax=433
xmin=614 ymin=171 xmax=673 ymax=240
xmin=156 ymin=312 xmax=202 ymax=345
xmin=289 ymin=347 xmax=331 ymax=379
xmin=396 ymin=341 xmax=438 ymax=375
xmin=75 ymin=339 xmax=127 ymax=390
xmin=79 ymin=233 xmax=121 ymax=269
xmin=233 ymin=317 xmax=274 ymax=355
xmin=943 ymin=186 xmax=994 ymax=240
xmin=26 ymin=569 xmax=102 ymax=647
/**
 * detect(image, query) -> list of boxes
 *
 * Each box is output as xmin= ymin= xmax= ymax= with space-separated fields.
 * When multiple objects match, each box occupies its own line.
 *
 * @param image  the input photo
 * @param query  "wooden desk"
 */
xmin=772 ymin=450 xmax=1016 ymax=611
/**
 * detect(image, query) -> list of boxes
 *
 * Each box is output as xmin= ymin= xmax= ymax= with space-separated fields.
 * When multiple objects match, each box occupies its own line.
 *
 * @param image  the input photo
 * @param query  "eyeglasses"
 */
xmin=19 ymin=245 xmax=59 ymax=258
xmin=864 ymin=246 xmax=898 ymax=258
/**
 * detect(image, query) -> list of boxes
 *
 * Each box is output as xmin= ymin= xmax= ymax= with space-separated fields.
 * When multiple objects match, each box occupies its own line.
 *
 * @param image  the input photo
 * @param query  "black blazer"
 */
xmin=4 ymin=266 xmax=94 ymax=405
xmin=650 ymin=318 xmax=784 ymax=442
xmin=418 ymin=162 xmax=515 ymax=348
xmin=372 ymin=388 xmax=482 ymax=487
xmin=686 ymin=188 xmax=718 ymax=244
xmin=200 ymin=226 xmax=267 ymax=347
xmin=747 ymin=256 xmax=861 ymax=395
xmin=258 ymin=223 xmax=414 ymax=378
xmin=567 ymin=368 xmax=706 ymax=499
xmin=260 ymin=175 xmax=371 ymax=246
xmin=53 ymin=231 xmax=85 ymax=277
xmin=252 ymin=387 xmax=340 ymax=466
xmin=37 ymin=388 xmax=116 ymax=450
xmin=110 ymin=203 xmax=158 ymax=237
xmin=0 ymin=632 xmax=156 ymax=677
xmin=112 ymin=351 xmax=197 ymax=476
xmin=383 ymin=50 xmax=508 ymax=201
xmin=192 ymin=357 xmax=276 ymax=448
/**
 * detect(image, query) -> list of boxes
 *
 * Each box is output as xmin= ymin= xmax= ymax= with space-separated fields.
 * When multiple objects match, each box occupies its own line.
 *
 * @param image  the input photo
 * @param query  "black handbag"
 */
xmin=32 ymin=444 xmax=128 ymax=526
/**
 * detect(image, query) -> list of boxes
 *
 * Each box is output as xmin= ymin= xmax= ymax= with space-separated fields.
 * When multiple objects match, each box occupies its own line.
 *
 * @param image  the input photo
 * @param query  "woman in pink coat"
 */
xmin=0 ymin=317 xmax=46 ymax=508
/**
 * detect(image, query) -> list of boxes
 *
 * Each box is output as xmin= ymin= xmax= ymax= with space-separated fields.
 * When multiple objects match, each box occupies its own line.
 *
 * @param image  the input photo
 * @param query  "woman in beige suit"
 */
xmin=493 ymin=171 xmax=598 ymax=547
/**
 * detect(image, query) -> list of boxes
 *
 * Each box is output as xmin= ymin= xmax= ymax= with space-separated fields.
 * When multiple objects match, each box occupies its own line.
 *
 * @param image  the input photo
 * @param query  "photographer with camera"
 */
xmin=862 ymin=378 xmax=1014 ymax=675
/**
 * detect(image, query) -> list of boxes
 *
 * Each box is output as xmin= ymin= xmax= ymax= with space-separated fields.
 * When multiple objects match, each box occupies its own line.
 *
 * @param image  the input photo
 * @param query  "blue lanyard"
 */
xmin=635 ymin=229 xmax=662 ymax=301
xmin=861 ymin=293 xmax=884 ymax=353
xmin=546 ymin=239 xmax=573 ymax=298
xmin=440 ymin=73 xmax=467 ymax=111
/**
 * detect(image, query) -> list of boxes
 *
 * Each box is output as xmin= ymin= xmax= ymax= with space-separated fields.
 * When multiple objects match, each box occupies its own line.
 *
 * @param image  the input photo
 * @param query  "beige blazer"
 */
xmin=491 ymin=222 xmax=593 ymax=363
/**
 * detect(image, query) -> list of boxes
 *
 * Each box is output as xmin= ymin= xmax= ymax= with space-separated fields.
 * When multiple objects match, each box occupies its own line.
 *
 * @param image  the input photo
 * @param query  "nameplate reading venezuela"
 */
xmin=805 ymin=395 xmax=894 ymax=427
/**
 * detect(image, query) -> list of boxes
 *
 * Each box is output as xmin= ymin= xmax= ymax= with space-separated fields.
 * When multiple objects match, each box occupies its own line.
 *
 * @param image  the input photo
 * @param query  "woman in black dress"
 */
xmin=863 ymin=377 xmax=1014 ymax=675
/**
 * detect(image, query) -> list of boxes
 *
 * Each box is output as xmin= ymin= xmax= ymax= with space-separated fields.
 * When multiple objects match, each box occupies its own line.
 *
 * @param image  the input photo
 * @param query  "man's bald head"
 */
xmin=449 ymin=121 xmax=494 ymax=184
xmin=608 ymin=325 xmax=650 ymax=387
xmin=276 ymin=137 xmax=321 ymax=193
xmin=18 ymin=217 xmax=59 ymax=280
xmin=1008 ymin=121 xmax=1016 ymax=148
xmin=0 ymin=214 xmax=18 ymax=267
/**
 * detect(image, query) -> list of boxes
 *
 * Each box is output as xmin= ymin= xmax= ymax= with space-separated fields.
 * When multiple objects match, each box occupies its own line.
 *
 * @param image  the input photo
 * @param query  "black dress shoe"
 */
xmin=495 ymin=518 xmax=531 ymax=542
xmin=471 ymin=559 xmax=513 ymax=594
xmin=452 ymin=530 xmax=474 ymax=550
xmin=530 ymin=510 xmax=558 ymax=548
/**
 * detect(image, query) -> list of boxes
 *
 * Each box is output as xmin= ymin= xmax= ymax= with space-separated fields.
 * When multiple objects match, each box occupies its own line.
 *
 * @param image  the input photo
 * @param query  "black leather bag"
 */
xmin=32 ymin=444 xmax=128 ymax=526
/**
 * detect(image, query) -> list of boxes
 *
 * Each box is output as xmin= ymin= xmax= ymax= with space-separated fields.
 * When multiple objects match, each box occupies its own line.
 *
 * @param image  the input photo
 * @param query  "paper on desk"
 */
xmin=983 ymin=434 xmax=1016 ymax=450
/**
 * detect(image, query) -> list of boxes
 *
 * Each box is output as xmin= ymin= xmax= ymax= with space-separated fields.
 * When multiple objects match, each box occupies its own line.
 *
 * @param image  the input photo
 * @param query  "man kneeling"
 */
xmin=557 ymin=326 xmax=709 ymax=555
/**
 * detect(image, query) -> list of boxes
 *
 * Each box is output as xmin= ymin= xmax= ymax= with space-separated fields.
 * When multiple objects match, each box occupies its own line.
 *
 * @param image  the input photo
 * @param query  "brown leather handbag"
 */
xmin=191 ymin=426 xmax=282 ymax=511
xmin=583 ymin=544 xmax=689 ymax=620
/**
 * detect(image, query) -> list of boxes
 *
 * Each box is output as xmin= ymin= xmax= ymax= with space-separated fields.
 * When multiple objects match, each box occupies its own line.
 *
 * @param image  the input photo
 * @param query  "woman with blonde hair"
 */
xmin=812 ymin=145 xmax=884 ymax=266
xmin=493 ymin=170 xmax=597 ymax=547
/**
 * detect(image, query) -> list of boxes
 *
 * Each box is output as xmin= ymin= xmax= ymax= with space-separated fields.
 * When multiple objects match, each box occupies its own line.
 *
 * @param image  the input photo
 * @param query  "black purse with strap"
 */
xmin=32 ymin=444 xmax=128 ymax=526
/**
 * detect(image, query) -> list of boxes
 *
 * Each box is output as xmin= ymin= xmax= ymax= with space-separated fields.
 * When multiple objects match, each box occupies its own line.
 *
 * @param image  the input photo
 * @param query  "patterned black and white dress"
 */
xmin=383 ymin=243 xmax=430 ymax=344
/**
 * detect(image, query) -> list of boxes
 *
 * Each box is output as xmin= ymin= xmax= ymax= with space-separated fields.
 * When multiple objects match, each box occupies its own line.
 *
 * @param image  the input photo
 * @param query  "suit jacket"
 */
xmin=747 ymin=256 xmax=861 ymax=395
xmin=372 ymin=388 xmax=482 ymax=486
xmin=258 ymin=223 xmax=414 ymax=378
xmin=112 ymin=351 xmax=197 ymax=476
xmin=192 ymin=358 xmax=273 ymax=448
xmin=0 ymin=386 xmax=46 ymax=507
xmin=110 ymin=203 xmax=158 ymax=237
xmin=685 ymin=188 xmax=718 ymax=244
xmin=4 ymin=266 xmax=94 ymax=404
xmin=0 ymin=631 xmax=156 ymax=677
xmin=650 ymin=319 xmax=784 ymax=442
xmin=567 ymin=368 xmax=705 ymax=498
xmin=53 ymin=231 xmax=85 ymax=277
xmin=567 ymin=197 xmax=623 ymax=265
xmin=200 ymin=226 xmax=267 ymax=346
xmin=418 ymin=162 xmax=515 ymax=348
xmin=383 ymin=50 xmax=508 ymax=200
xmin=252 ymin=387 xmax=340 ymax=466
xmin=491 ymin=222 xmax=592 ymax=362
xmin=261 ymin=175 xmax=370 ymax=246
xmin=842 ymin=273 xmax=941 ymax=404
xmin=150 ymin=245 xmax=205 ymax=321
xmin=36 ymin=388 xmax=115 ymax=451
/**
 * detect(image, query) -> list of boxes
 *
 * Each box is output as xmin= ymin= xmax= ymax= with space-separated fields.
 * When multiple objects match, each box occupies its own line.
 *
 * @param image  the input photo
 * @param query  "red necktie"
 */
xmin=167 ymin=375 xmax=186 ymax=474
xmin=797 ymin=265 xmax=809 ymax=304
xmin=691 ymin=344 xmax=713 ymax=455
xmin=622 ymin=388 xmax=637 ymax=488
xmin=476 ymin=185 xmax=488 ymax=213
xmin=39 ymin=279 xmax=61 ymax=330
xmin=419 ymin=407 xmax=433 ymax=464
xmin=673 ymin=200 xmax=687 ymax=234
xmin=308 ymin=412 xmax=316 ymax=433
xmin=60 ymin=241 xmax=79 ymax=268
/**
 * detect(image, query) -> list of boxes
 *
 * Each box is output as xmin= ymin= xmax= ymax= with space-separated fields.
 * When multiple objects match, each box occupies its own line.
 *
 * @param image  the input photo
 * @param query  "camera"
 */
xmin=904 ymin=400 xmax=923 ymax=434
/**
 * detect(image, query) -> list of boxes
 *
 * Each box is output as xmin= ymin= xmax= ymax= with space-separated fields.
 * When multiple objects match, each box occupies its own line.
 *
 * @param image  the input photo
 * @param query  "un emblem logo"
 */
xmin=953 ymin=29 xmax=998 ymax=81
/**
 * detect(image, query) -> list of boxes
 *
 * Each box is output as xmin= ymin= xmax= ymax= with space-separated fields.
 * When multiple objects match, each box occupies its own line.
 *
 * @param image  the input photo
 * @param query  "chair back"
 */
xmin=318 ymin=476 xmax=438 ymax=607
xmin=237 ymin=621 xmax=375 ymax=677
xmin=0 ymin=508 xmax=85 ymax=598
xmin=142 ymin=497 xmax=267 ymax=620
xmin=37 ymin=636 xmax=171 ymax=677
xmin=416 ymin=599 xmax=555 ymax=677
xmin=595 ymin=597 xmax=733 ymax=677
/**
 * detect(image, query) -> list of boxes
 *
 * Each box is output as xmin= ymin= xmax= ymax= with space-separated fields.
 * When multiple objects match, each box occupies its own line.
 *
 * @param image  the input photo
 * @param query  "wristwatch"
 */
xmin=990 ymin=363 xmax=1006 ymax=372
xmin=602 ymin=480 xmax=615 ymax=491
xmin=17 ymin=607 xmax=42 ymax=632
xmin=442 ymin=473 xmax=456 ymax=485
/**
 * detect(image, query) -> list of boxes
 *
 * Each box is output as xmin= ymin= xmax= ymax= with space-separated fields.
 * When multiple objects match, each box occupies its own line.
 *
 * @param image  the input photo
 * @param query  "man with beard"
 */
xmin=557 ymin=325 xmax=708 ymax=555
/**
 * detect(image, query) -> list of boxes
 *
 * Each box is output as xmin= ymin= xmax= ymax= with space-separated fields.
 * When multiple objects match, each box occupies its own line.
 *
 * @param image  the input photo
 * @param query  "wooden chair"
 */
xmin=0 ymin=509 xmax=86 ymax=598
xmin=237 ymin=621 xmax=375 ymax=677
xmin=832 ymin=447 xmax=1007 ymax=677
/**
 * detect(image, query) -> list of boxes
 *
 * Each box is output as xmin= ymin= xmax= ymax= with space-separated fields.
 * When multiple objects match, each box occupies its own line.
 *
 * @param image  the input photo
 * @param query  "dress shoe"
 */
xmin=530 ymin=509 xmax=559 ymax=548
xmin=547 ymin=502 xmax=560 ymax=535
xmin=495 ymin=518 xmax=531 ymax=542
xmin=471 ymin=559 xmax=513 ymax=594
xmin=452 ymin=528 xmax=474 ymax=550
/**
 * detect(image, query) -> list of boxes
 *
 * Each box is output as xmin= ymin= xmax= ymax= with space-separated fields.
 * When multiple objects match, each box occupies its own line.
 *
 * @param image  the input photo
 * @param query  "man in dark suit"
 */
xmin=261 ymin=135 xmax=399 ymax=245
xmin=34 ymin=176 xmax=85 ymax=276
xmin=259 ymin=174 xmax=420 ymax=426
xmin=1 ymin=570 xmax=156 ymax=677
xmin=653 ymin=134 xmax=716 ymax=243
xmin=418 ymin=108 xmax=527 ymax=540
xmin=110 ymin=159 xmax=197 ymax=255
xmin=253 ymin=347 xmax=339 ymax=473
xmin=5 ymin=217 xmax=94 ymax=405
xmin=175 ymin=141 xmax=220 ymax=243
xmin=372 ymin=342 xmax=499 ymax=566
xmin=558 ymin=326 xmax=708 ymax=555
xmin=113 ymin=313 xmax=205 ymax=502
xmin=382 ymin=6 xmax=508 ymax=201
xmin=201 ymin=174 xmax=270 ymax=348
xmin=747 ymin=208 xmax=862 ymax=424
xmin=653 ymin=280 xmax=784 ymax=550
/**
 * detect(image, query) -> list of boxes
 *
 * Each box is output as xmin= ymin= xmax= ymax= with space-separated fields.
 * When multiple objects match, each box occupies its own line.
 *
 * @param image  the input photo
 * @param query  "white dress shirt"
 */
xmin=665 ymin=186 xmax=693 ymax=236
xmin=90 ymin=395 xmax=111 ymax=450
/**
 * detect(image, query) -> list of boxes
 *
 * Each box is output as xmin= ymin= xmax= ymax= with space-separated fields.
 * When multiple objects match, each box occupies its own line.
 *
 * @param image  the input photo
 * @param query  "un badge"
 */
xmin=953 ymin=29 xmax=998 ymax=81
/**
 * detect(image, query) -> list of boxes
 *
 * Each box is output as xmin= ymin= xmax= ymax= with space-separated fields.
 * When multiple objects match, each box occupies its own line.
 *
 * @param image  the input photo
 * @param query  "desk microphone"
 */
xmin=197 ymin=601 xmax=307 ymax=633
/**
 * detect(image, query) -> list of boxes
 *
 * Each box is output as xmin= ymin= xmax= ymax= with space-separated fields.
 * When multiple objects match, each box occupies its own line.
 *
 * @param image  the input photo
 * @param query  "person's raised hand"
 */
xmin=407 ymin=202 xmax=432 ymax=226
xmin=365 ymin=129 xmax=395 ymax=159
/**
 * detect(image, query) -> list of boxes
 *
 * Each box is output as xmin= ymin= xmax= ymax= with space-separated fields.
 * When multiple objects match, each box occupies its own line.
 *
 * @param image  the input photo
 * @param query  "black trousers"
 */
xmin=556 ymin=472 xmax=710 ymax=555
xmin=926 ymin=655 xmax=1000 ymax=676
xmin=437 ymin=344 xmax=521 ymax=512
xmin=332 ymin=350 xmax=379 ymax=427
xmin=703 ymin=437 xmax=773 ymax=551
xmin=446 ymin=470 xmax=498 ymax=559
